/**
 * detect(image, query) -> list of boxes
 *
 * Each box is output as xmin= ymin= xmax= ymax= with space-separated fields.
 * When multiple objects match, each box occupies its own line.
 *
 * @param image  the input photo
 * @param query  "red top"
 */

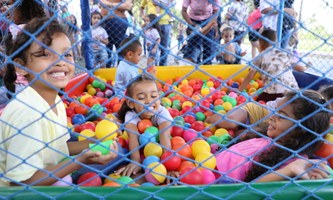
xmin=247 ymin=8 xmax=262 ymax=29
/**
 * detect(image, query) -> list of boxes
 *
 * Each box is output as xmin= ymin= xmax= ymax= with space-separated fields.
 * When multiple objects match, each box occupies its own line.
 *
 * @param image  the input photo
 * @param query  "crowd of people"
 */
xmin=0 ymin=0 xmax=332 ymax=189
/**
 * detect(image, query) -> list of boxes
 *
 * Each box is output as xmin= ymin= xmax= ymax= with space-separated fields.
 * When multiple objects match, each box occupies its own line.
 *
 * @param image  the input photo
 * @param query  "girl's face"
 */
xmin=127 ymin=81 xmax=161 ymax=119
xmin=267 ymin=98 xmax=296 ymax=139
xmin=20 ymin=32 xmax=75 ymax=92
xmin=222 ymin=31 xmax=234 ymax=43
xmin=91 ymin=14 xmax=101 ymax=26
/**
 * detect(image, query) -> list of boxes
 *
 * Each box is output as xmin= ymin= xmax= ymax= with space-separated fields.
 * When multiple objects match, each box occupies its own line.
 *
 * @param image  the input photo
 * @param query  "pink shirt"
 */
xmin=216 ymin=138 xmax=272 ymax=181
xmin=182 ymin=0 xmax=220 ymax=21
xmin=247 ymin=8 xmax=262 ymax=29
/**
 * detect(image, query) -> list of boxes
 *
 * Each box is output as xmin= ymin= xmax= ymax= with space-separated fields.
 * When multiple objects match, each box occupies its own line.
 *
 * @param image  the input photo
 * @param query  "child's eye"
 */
xmin=64 ymin=52 xmax=73 ymax=58
xmin=31 ymin=51 xmax=50 ymax=58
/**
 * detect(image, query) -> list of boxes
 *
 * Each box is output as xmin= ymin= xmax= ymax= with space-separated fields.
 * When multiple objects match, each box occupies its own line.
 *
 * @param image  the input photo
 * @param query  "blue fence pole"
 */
xmin=80 ymin=0 xmax=93 ymax=70
xmin=277 ymin=0 xmax=285 ymax=48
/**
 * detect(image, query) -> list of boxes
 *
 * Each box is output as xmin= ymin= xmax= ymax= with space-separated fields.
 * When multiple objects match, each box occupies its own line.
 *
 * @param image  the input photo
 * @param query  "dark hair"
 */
xmin=117 ymin=75 xmax=157 ymax=123
xmin=4 ymin=17 xmax=68 ymax=99
xmin=245 ymin=90 xmax=331 ymax=182
xmin=12 ymin=0 xmax=46 ymax=24
xmin=253 ymin=0 xmax=260 ymax=8
xmin=147 ymin=14 xmax=161 ymax=36
xmin=259 ymin=29 xmax=277 ymax=44
xmin=119 ymin=36 xmax=142 ymax=57
xmin=319 ymin=85 xmax=333 ymax=102
xmin=222 ymin=27 xmax=234 ymax=36
xmin=91 ymin=11 xmax=103 ymax=26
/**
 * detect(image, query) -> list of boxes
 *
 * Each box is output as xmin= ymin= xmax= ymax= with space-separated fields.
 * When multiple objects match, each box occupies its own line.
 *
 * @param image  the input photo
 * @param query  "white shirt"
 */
xmin=125 ymin=106 xmax=173 ymax=126
xmin=260 ymin=0 xmax=280 ymax=31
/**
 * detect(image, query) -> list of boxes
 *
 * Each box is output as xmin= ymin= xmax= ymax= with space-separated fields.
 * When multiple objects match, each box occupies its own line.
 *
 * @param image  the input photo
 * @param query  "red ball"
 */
xmin=80 ymin=122 xmax=96 ymax=132
xmin=190 ymin=121 xmax=205 ymax=132
xmin=137 ymin=119 xmax=153 ymax=133
xmin=161 ymin=151 xmax=182 ymax=171
xmin=184 ymin=115 xmax=196 ymax=124
xmin=77 ymin=172 xmax=102 ymax=186
xmin=171 ymin=126 xmax=184 ymax=137
xmin=211 ymin=91 xmax=222 ymax=101
xmin=180 ymin=168 xmax=202 ymax=185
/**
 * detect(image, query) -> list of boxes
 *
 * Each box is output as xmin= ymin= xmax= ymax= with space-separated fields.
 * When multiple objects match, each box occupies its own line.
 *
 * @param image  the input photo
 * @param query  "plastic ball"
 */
xmin=210 ymin=143 xmax=219 ymax=154
xmin=161 ymin=97 xmax=172 ymax=107
xmin=144 ymin=142 xmax=163 ymax=158
xmin=172 ymin=143 xmax=192 ymax=160
xmin=190 ymin=121 xmax=205 ymax=132
xmin=141 ymin=182 xmax=155 ymax=187
xmin=195 ymin=112 xmax=206 ymax=121
xmin=213 ymin=105 xmax=224 ymax=112
xmin=52 ymin=175 xmax=72 ymax=186
xmin=139 ymin=132 xmax=157 ymax=145
xmin=200 ymin=87 xmax=210 ymax=96
xmin=207 ymin=135 xmax=220 ymax=145
xmin=77 ymin=172 xmax=102 ymax=186
xmin=177 ymin=161 xmax=196 ymax=172
xmin=116 ymin=176 xmax=135 ymax=185
xmin=222 ymin=102 xmax=233 ymax=112
xmin=89 ymin=140 xmax=114 ymax=155
xmin=145 ymin=162 xmax=167 ymax=184
xmin=78 ymin=129 xmax=95 ymax=141
xmin=103 ymin=181 xmax=121 ymax=187
xmin=161 ymin=151 xmax=182 ymax=171
xmin=191 ymin=140 xmax=210 ymax=158
xmin=171 ymin=136 xmax=186 ymax=147
xmin=171 ymin=126 xmax=184 ymax=137
xmin=104 ymin=173 xmax=121 ymax=184
xmin=228 ymin=92 xmax=238 ymax=98
xmin=95 ymin=119 xmax=118 ymax=141
xmin=144 ymin=126 xmax=159 ymax=138
xmin=200 ymin=168 xmax=216 ymax=184
xmin=195 ymin=152 xmax=216 ymax=170
xmin=143 ymin=155 xmax=160 ymax=168
xmin=137 ymin=119 xmax=153 ymax=133
xmin=183 ymin=129 xmax=198 ymax=142
xmin=182 ymin=101 xmax=193 ymax=108
xmin=180 ymin=167 xmax=202 ymax=185
xmin=72 ymin=114 xmax=86 ymax=125
xmin=105 ymin=89 xmax=113 ymax=98
xmin=214 ymin=128 xmax=229 ymax=137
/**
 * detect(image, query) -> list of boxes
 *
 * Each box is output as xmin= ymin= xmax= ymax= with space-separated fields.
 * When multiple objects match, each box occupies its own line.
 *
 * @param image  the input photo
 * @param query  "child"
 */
xmin=247 ymin=0 xmax=262 ymax=58
xmin=114 ymin=37 xmax=143 ymax=97
xmin=239 ymin=29 xmax=306 ymax=102
xmin=217 ymin=27 xmax=247 ymax=64
xmin=0 ymin=17 xmax=118 ymax=186
xmin=91 ymin=11 xmax=109 ymax=68
xmin=115 ymin=75 xmax=173 ymax=177
xmin=143 ymin=14 xmax=161 ymax=67
xmin=216 ymin=90 xmax=331 ymax=182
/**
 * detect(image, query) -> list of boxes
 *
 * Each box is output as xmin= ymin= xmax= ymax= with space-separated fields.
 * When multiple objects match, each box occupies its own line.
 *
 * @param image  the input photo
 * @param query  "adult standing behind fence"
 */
xmin=224 ymin=0 xmax=248 ymax=46
xmin=140 ymin=0 xmax=173 ymax=66
xmin=100 ymin=0 xmax=133 ymax=67
xmin=181 ymin=0 xmax=220 ymax=65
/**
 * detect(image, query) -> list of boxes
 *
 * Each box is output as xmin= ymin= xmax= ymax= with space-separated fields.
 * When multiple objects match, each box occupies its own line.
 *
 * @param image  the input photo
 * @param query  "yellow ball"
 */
xmin=195 ymin=152 xmax=216 ymax=170
xmin=206 ymin=81 xmax=214 ymax=88
xmin=214 ymin=128 xmax=229 ymax=137
xmin=182 ymin=101 xmax=193 ymax=108
xmin=121 ymin=131 xmax=129 ymax=140
xmin=161 ymin=97 xmax=172 ymax=107
xmin=181 ymin=79 xmax=189 ymax=85
xmin=144 ymin=143 xmax=163 ymax=158
xmin=147 ymin=162 xmax=167 ymax=183
xmin=201 ymin=88 xmax=210 ymax=96
xmin=251 ymin=81 xmax=259 ymax=89
xmin=78 ymin=129 xmax=95 ymax=141
xmin=205 ymin=123 xmax=217 ymax=133
xmin=95 ymin=120 xmax=118 ymax=141
xmin=191 ymin=140 xmax=210 ymax=158
xmin=86 ymin=84 xmax=93 ymax=90
xmin=218 ymin=110 xmax=227 ymax=114
xmin=248 ymin=87 xmax=257 ymax=93
xmin=88 ymin=87 xmax=97 ymax=96
xmin=325 ymin=133 xmax=333 ymax=143
xmin=104 ymin=173 xmax=121 ymax=184
xmin=80 ymin=94 xmax=91 ymax=104
xmin=222 ymin=102 xmax=233 ymax=112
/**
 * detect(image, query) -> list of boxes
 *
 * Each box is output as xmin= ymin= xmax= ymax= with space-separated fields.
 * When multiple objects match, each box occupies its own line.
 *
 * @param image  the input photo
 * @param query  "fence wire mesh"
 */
xmin=0 ymin=0 xmax=333 ymax=199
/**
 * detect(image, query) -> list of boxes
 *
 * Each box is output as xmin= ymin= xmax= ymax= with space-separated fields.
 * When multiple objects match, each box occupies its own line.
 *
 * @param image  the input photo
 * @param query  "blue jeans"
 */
xmin=93 ymin=48 xmax=108 ymax=68
xmin=102 ymin=17 xmax=128 ymax=67
xmin=159 ymin=24 xmax=172 ymax=66
xmin=183 ymin=19 xmax=215 ymax=65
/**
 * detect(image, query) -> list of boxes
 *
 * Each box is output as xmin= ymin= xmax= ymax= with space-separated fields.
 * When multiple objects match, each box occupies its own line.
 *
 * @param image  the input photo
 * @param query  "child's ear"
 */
xmin=127 ymin=51 xmax=134 ymax=58
xmin=126 ymin=99 xmax=135 ymax=109
xmin=13 ymin=58 xmax=28 ymax=76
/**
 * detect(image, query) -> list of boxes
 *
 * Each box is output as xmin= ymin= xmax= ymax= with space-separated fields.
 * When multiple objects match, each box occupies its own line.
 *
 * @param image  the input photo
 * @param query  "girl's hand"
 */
xmin=152 ymin=47 xmax=157 ymax=54
xmin=241 ymin=50 xmax=247 ymax=57
xmin=166 ymin=171 xmax=180 ymax=185
xmin=288 ymin=159 xmax=329 ymax=180
xmin=115 ymin=162 xmax=142 ymax=177
xmin=205 ymin=114 xmax=222 ymax=125
xmin=77 ymin=141 xmax=118 ymax=165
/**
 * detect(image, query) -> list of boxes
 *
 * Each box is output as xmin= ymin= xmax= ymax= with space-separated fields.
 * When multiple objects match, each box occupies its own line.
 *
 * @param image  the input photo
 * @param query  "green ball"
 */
xmin=207 ymin=135 xmax=220 ymax=145
xmin=214 ymin=105 xmax=224 ymax=112
xmin=229 ymin=98 xmax=237 ymax=107
xmin=92 ymin=80 xmax=101 ymax=88
xmin=219 ymin=134 xmax=232 ymax=144
xmin=195 ymin=112 xmax=206 ymax=121
xmin=222 ymin=95 xmax=231 ymax=102
xmin=167 ymin=93 xmax=176 ymax=98
xmin=116 ymin=176 xmax=134 ymax=185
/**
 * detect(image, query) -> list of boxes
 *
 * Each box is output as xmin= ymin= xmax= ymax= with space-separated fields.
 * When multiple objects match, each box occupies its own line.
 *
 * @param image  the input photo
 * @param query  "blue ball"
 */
xmin=139 ymin=132 xmax=156 ymax=146
xmin=71 ymin=114 xmax=85 ymax=125
xmin=143 ymin=155 xmax=160 ymax=168
xmin=141 ymin=182 xmax=155 ymax=187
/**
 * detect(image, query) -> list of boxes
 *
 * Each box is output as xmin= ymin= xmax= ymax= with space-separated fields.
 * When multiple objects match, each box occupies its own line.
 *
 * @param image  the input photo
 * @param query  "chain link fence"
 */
xmin=0 ymin=0 xmax=333 ymax=199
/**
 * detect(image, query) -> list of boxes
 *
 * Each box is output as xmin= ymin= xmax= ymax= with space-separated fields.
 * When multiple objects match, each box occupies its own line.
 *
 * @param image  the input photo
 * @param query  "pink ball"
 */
xmin=229 ymin=92 xmax=238 ymax=98
xmin=145 ymin=169 xmax=160 ymax=185
xmin=193 ymin=107 xmax=203 ymax=113
xmin=210 ymin=143 xmax=219 ymax=154
xmin=200 ymin=169 xmax=216 ymax=184
xmin=96 ymin=91 xmax=104 ymax=98
xmin=183 ymin=129 xmax=198 ymax=142
xmin=52 ymin=175 xmax=72 ymax=186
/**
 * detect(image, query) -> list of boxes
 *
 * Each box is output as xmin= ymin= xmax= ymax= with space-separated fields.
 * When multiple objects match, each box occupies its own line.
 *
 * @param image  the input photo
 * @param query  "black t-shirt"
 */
xmin=283 ymin=0 xmax=296 ymax=30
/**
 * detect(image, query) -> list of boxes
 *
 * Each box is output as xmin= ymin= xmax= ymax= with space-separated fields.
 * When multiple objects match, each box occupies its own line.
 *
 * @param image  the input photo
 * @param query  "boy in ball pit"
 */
xmin=115 ymin=75 xmax=180 ymax=184
xmin=238 ymin=29 xmax=307 ymax=102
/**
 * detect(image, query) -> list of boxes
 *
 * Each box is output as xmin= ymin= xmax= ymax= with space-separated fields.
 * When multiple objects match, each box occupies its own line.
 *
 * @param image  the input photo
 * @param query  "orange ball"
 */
xmin=103 ymin=181 xmax=121 ymax=187
xmin=112 ymin=103 xmax=122 ymax=113
xmin=137 ymin=119 xmax=153 ymax=133
xmin=172 ymin=143 xmax=192 ymax=161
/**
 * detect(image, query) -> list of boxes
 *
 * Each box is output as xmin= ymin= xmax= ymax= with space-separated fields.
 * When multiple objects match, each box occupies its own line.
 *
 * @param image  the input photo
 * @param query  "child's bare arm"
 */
xmin=200 ymin=19 xmax=217 ymax=35
xmin=239 ymin=68 xmax=257 ymax=92
xmin=158 ymin=121 xmax=172 ymax=150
